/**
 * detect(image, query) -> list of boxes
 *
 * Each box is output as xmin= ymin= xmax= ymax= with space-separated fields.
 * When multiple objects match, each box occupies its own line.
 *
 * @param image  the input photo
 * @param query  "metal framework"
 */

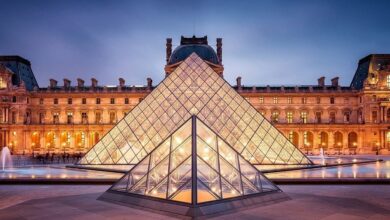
xmin=77 ymin=53 xmax=312 ymax=169
xmin=100 ymin=116 xmax=283 ymax=217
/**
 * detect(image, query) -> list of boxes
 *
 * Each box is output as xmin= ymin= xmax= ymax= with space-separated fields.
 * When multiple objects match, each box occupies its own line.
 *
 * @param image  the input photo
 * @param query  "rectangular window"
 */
xmin=287 ymin=112 xmax=293 ymax=123
xmin=82 ymin=98 xmax=86 ymax=104
xmin=330 ymin=97 xmax=335 ymax=104
xmin=95 ymin=112 xmax=102 ymax=124
xmin=287 ymin=97 xmax=292 ymax=104
xmin=329 ymin=112 xmax=336 ymax=123
xmin=300 ymin=112 xmax=307 ymax=124
xmin=110 ymin=98 xmax=115 ymax=104
xmin=39 ymin=113 xmax=44 ymax=124
xmin=81 ymin=112 xmax=88 ymax=124
xmin=302 ymin=97 xmax=307 ymax=104
xmin=271 ymin=111 xmax=279 ymax=123
xmin=125 ymin=98 xmax=129 ymax=104
xmin=0 ymin=77 xmax=7 ymax=89
xmin=109 ymin=112 xmax=116 ymax=123
xmin=11 ymin=112 xmax=16 ymax=124
xmin=96 ymin=98 xmax=101 ymax=104
xmin=68 ymin=98 xmax=72 ymax=105
xmin=387 ymin=75 xmax=390 ymax=88
xmin=316 ymin=97 xmax=321 ymax=104
xmin=53 ymin=113 xmax=59 ymax=124
xmin=67 ymin=112 xmax=73 ymax=124
xmin=39 ymin=98 xmax=44 ymax=105
xmin=273 ymin=97 xmax=278 ymax=104
xmin=372 ymin=111 xmax=378 ymax=123
xmin=315 ymin=112 xmax=321 ymax=123
xmin=54 ymin=98 xmax=58 ymax=105
xmin=344 ymin=112 xmax=350 ymax=123
xmin=259 ymin=97 xmax=264 ymax=104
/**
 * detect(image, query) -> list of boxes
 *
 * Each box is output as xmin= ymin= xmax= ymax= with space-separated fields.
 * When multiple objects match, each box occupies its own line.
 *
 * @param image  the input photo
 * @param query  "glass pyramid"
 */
xmin=109 ymin=116 xmax=280 ymax=205
xmin=77 ymin=53 xmax=312 ymax=168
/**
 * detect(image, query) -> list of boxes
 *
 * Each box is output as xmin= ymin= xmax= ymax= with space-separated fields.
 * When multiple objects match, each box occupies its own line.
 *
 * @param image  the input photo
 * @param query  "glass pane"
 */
xmin=170 ymin=178 xmax=192 ymax=203
xmin=170 ymin=137 xmax=192 ymax=171
xmin=197 ymin=157 xmax=221 ymax=199
xmin=168 ymin=157 xmax=191 ymax=198
xmin=197 ymin=180 xmax=218 ymax=203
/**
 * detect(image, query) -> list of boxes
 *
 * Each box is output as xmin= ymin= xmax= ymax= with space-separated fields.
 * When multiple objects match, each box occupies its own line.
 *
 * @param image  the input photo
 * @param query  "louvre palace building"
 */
xmin=1 ymin=36 xmax=390 ymax=156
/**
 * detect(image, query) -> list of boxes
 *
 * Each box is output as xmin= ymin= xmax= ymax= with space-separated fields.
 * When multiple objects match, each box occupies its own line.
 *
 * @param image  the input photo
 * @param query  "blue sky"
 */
xmin=1 ymin=0 xmax=390 ymax=87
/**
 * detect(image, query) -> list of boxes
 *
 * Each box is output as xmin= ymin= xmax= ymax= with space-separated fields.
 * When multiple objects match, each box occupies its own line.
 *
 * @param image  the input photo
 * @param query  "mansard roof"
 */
xmin=0 ymin=55 xmax=39 ymax=91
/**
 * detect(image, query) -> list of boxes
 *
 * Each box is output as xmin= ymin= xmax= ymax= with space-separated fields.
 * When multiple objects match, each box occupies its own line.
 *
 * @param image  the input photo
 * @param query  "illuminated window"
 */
xmin=300 ymin=111 xmax=307 ymax=124
xmin=0 ymin=77 xmax=6 ymax=89
xmin=287 ymin=112 xmax=293 ymax=123
xmin=273 ymin=97 xmax=278 ymax=104
xmin=259 ymin=97 xmax=264 ymax=104
xmin=271 ymin=111 xmax=279 ymax=123
xmin=67 ymin=112 xmax=73 ymax=124
xmin=287 ymin=97 xmax=292 ymax=104
xmin=387 ymin=75 xmax=390 ymax=88
xmin=53 ymin=113 xmax=59 ymax=124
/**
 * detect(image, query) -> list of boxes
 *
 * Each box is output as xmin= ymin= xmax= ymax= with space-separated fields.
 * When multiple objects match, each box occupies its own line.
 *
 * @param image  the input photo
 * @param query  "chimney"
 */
xmin=331 ymin=77 xmax=339 ymax=87
xmin=147 ymin=77 xmax=153 ymax=90
xmin=318 ymin=76 xmax=325 ymax=87
xmin=236 ymin=76 xmax=242 ymax=91
xmin=63 ymin=79 xmax=71 ymax=88
xmin=91 ymin=78 xmax=98 ymax=88
xmin=77 ymin=78 xmax=84 ymax=88
xmin=216 ymin=38 xmax=223 ymax=64
xmin=49 ymin=79 xmax=57 ymax=88
xmin=166 ymin=38 xmax=172 ymax=64
xmin=119 ymin=78 xmax=125 ymax=87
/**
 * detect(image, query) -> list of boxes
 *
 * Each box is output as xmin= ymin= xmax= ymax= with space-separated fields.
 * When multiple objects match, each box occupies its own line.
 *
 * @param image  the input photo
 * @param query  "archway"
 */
xmin=31 ymin=132 xmax=40 ymax=152
xmin=319 ymin=132 xmax=329 ymax=150
xmin=303 ymin=131 xmax=314 ymax=153
xmin=334 ymin=131 xmax=343 ymax=151
xmin=60 ymin=132 xmax=71 ymax=153
xmin=75 ymin=132 xmax=86 ymax=152
xmin=288 ymin=131 xmax=299 ymax=146
xmin=348 ymin=132 xmax=358 ymax=150
xmin=45 ymin=132 xmax=56 ymax=152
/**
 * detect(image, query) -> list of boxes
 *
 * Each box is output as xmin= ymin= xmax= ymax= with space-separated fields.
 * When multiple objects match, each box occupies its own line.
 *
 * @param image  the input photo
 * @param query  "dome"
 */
xmin=168 ymin=44 xmax=219 ymax=65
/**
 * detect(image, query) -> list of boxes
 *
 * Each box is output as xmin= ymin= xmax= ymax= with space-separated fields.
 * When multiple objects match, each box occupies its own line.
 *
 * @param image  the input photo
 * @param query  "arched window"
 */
xmin=348 ymin=132 xmax=358 ymax=148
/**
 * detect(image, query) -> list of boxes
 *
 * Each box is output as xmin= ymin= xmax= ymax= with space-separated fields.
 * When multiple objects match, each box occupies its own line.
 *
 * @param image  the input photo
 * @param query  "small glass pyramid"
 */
xmin=77 ymin=53 xmax=312 ymax=169
xmin=109 ymin=116 xmax=280 ymax=205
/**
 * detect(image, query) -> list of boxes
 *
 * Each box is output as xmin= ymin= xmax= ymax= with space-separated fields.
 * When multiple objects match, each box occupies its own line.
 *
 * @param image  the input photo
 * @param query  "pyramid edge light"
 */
xmin=76 ymin=52 xmax=312 ymax=170
xmin=98 ymin=115 xmax=289 ymax=218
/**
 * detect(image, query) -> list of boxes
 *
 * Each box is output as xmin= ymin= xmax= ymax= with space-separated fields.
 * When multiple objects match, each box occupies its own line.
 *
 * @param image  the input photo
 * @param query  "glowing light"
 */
xmin=231 ymin=190 xmax=236 ymax=195
xmin=152 ymin=190 xmax=157 ymax=195
xmin=352 ymin=159 xmax=357 ymax=162
xmin=203 ymin=147 xmax=209 ymax=153
xmin=171 ymin=187 xmax=177 ymax=192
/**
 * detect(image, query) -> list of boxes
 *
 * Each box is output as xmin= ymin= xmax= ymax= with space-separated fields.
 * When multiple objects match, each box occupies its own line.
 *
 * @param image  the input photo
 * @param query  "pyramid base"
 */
xmin=98 ymin=190 xmax=289 ymax=218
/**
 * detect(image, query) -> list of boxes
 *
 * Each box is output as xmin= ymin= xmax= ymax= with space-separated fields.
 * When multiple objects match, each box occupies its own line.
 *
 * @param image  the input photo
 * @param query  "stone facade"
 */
xmin=1 ymin=40 xmax=390 ymax=155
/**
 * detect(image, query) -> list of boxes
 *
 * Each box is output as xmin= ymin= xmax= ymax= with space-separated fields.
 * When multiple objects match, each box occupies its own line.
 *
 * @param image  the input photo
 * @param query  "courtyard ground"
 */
xmin=0 ymin=184 xmax=389 ymax=219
